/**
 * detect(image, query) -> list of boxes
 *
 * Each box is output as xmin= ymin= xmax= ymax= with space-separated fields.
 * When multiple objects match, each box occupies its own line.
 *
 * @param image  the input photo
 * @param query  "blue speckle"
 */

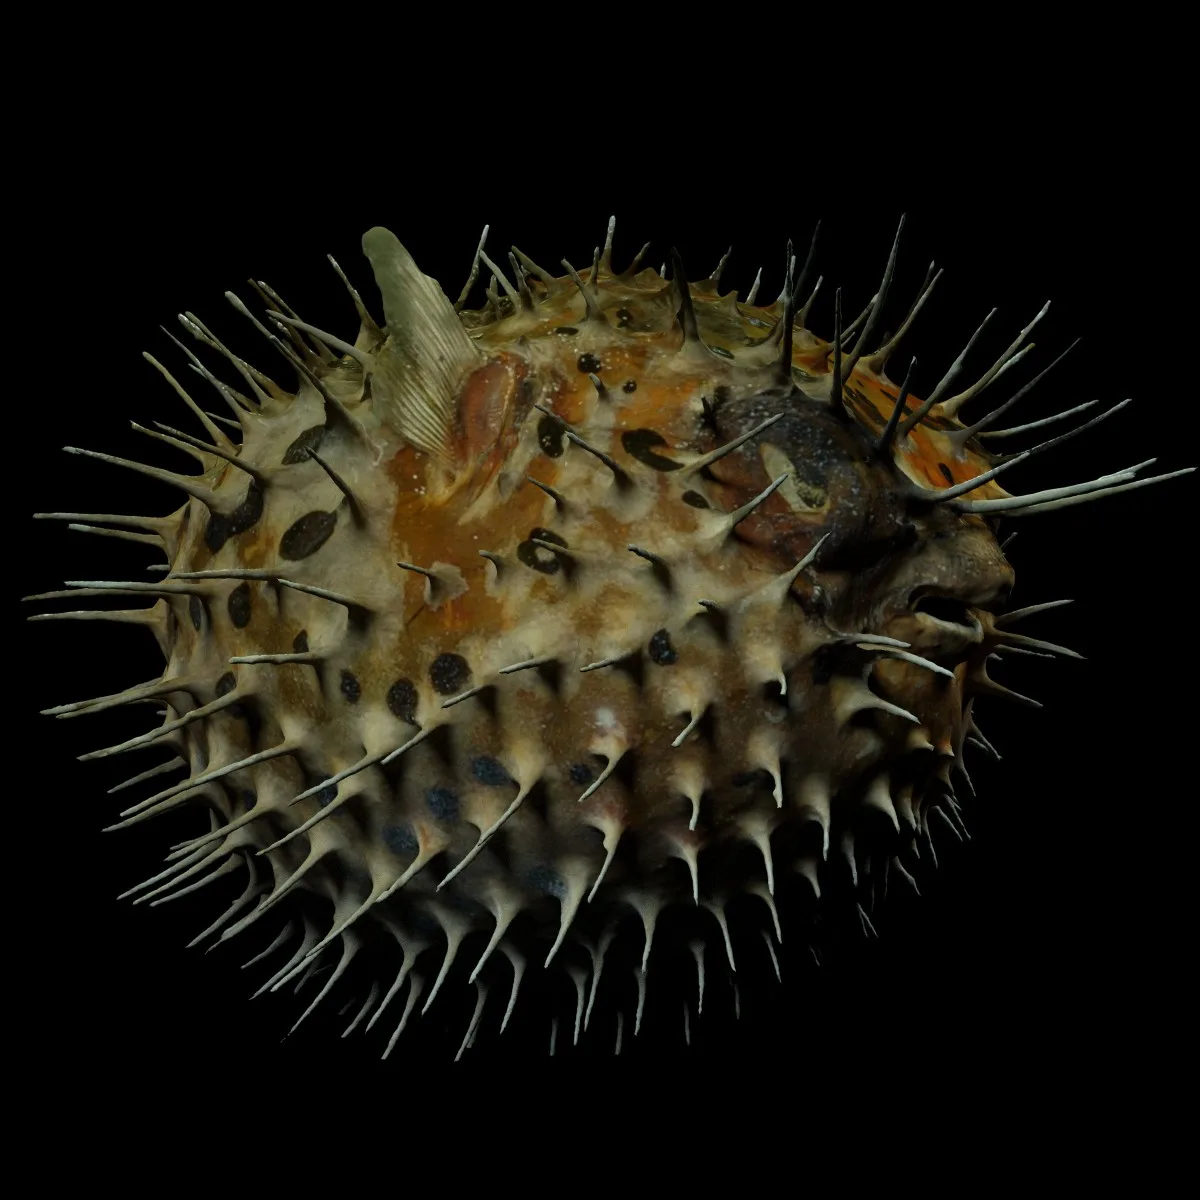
xmin=409 ymin=907 xmax=440 ymax=935
xmin=313 ymin=777 xmax=337 ymax=807
xmin=648 ymin=628 xmax=678 ymax=665
xmin=425 ymin=785 xmax=460 ymax=822
xmin=472 ymin=755 xmax=511 ymax=786
xmin=384 ymin=824 xmax=418 ymax=855
xmin=526 ymin=864 xmax=566 ymax=899
xmin=569 ymin=762 xmax=595 ymax=785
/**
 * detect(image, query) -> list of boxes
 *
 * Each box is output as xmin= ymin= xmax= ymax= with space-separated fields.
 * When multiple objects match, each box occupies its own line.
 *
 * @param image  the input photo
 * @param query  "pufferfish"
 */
xmin=28 ymin=217 xmax=1193 ymax=1060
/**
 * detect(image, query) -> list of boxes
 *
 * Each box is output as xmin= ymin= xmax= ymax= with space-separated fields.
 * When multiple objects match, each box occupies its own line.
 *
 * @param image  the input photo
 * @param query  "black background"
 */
xmin=17 ymin=137 xmax=1191 ymax=1116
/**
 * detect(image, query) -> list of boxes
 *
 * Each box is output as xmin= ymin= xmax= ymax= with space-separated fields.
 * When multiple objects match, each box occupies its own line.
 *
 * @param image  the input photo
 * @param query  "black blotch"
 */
xmin=236 ymin=483 xmax=266 ymax=527
xmin=648 ymin=629 xmax=677 ymax=665
xmin=535 ymin=527 xmax=567 ymax=548
xmin=429 ymin=652 xmax=471 ymax=696
xmin=616 ymin=308 xmax=634 ymax=329
xmin=569 ymin=762 xmax=595 ymax=785
xmin=938 ymin=463 xmax=955 ymax=486
xmin=577 ymin=352 xmax=602 ymax=374
xmin=526 ymin=864 xmax=566 ymax=898
xmin=713 ymin=385 xmax=732 ymax=406
xmin=384 ymin=824 xmax=418 ymax=855
xmin=517 ymin=526 xmax=568 ymax=574
xmin=204 ymin=512 xmax=231 ymax=553
xmin=227 ymin=582 xmax=252 ymax=629
xmin=681 ymin=489 xmax=710 ymax=509
xmin=425 ymin=785 xmax=460 ymax=822
xmin=282 ymin=425 xmax=326 ymax=465
xmin=537 ymin=415 xmax=565 ymax=458
xmin=312 ymin=775 xmax=337 ymax=808
xmin=555 ymin=326 xmax=579 ymax=337
xmin=622 ymin=378 xmax=637 ymax=393
xmin=621 ymin=429 xmax=683 ymax=472
xmin=206 ymin=480 xmax=265 ymax=553
xmin=340 ymin=670 xmax=361 ymax=704
xmin=292 ymin=631 xmax=309 ymax=653
xmin=215 ymin=670 xmax=247 ymax=722
xmin=472 ymin=756 xmax=511 ymax=786
xmin=699 ymin=396 xmax=719 ymax=430
xmin=387 ymin=678 xmax=419 ymax=725
xmin=280 ymin=510 xmax=337 ymax=560
xmin=189 ymin=595 xmax=204 ymax=631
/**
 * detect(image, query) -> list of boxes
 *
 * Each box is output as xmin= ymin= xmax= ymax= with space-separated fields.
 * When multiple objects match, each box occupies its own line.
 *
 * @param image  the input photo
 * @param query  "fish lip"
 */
xmin=913 ymin=610 xmax=984 ymax=642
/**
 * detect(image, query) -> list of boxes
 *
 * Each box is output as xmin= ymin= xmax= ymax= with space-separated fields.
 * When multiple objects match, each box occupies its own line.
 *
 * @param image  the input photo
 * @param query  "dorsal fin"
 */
xmin=361 ymin=227 xmax=481 ymax=461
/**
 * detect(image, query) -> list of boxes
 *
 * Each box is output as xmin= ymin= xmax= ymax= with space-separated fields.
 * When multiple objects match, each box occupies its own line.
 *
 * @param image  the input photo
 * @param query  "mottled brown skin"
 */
xmin=81 ymin=237 xmax=1024 ymax=1044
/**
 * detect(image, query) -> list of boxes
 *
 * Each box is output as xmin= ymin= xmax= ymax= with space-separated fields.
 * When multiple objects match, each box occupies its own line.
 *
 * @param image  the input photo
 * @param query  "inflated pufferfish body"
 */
xmin=32 ymin=219 xmax=1192 ymax=1057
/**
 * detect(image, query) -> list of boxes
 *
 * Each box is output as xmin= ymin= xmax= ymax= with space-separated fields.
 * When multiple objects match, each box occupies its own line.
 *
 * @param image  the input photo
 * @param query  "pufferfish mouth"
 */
xmin=911 ymin=594 xmax=984 ymax=641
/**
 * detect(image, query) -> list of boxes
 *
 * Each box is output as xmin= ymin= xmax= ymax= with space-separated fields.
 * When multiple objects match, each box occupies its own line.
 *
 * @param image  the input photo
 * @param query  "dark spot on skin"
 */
xmin=472 ymin=756 xmax=511 ymax=786
xmin=699 ymin=396 xmax=719 ymax=430
xmin=569 ymin=763 xmax=595 ymax=785
xmin=577 ymin=353 xmax=602 ymax=374
xmin=227 ymin=582 xmax=252 ymax=628
xmin=429 ymin=653 xmax=471 ymax=696
xmin=280 ymin=511 xmax=337 ymax=560
xmin=537 ymin=415 xmax=565 ymax=458
xmin=517 ymin=527 xmax=568 ymax=574
xmin=555 ymin=326 xmax=579 ymax=337
xmin=535 ymin=527 xmax=567 ymax=548
xmin=313 ymin=776 xmax=337 ymax=807
xmin=215 ymin=672 xmax=237 ymax=697
xmin=681 ymin=489 xmax=710 ymax=509
xmin=189 ymin=595 xmax=203 ymax=631
xmin=526 ymin=864 xmax=566 ymax=898
xmin=282 ymin=425 xmax=326 ymax=465
xmin=205 ymin=481 xmax=265 ymax=552
xmin=340 ymin=670 xmax=361 ymax=704
xmin=615 ymin=308 xmax=634 ymax=328
xmin=712 ymin=385 xmax=732 ymax=406
xmin=938 ymin=463 xmax=955 ymax=486
xmin=384 ymin=824 xmax=418 ymax=855
xmin=292 ymin=631 xmax=309 ymax=653
xmin=425 ymin=786 xmax=460 ymax=822
xmin=387 ymin=678 xmax=419 ymax=725
xmin=621 ymin=429 xmax=683 ymax=472
xmin=623 ymin=379 xmax=637 ymax=393
xmin=205 ymin=513 xmax=231 ymax=553
xmin=648 ymin=629 xmax=677 ymax=665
